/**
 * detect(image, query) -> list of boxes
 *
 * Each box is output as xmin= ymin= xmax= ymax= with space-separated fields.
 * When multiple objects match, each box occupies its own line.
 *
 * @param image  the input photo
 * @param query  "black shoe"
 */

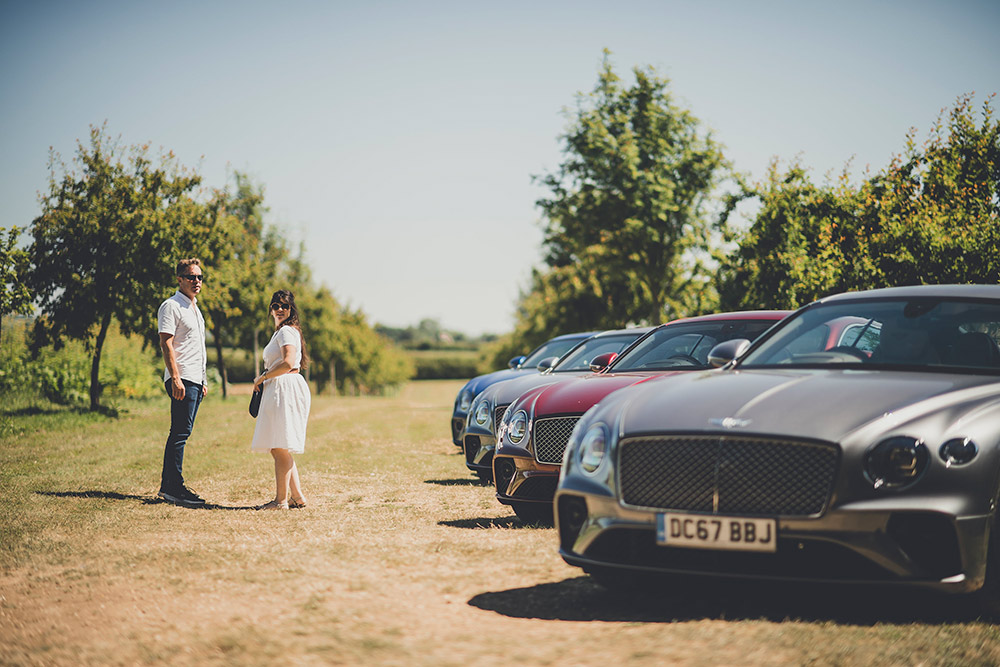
xmin=158 ymin=485 xmax=206 ymax=506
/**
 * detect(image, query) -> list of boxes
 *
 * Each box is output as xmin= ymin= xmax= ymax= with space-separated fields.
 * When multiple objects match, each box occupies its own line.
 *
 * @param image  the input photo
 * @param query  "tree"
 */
xmin=195 ymin=173 xmax=285 ymax=398
xmin=533 ymin=50 xmax=729 ymax=331
xmin=0 ymin=226 xmax=33 ymax=344
xmin=28 ymin=125 xmax=204 ymax=411
xmin=719 ymin=93 xmax=1000 ymax=309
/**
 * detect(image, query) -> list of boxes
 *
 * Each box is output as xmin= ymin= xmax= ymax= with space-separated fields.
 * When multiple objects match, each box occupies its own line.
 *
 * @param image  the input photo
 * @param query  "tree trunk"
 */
xmin=213 ymin=328 xmax=228 ymax=399
xmin=89 ymin=312 xmax=112 ymax=411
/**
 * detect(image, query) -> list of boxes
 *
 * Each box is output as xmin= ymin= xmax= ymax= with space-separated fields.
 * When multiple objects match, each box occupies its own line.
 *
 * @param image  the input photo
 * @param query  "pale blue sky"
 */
xmin=2 ymin=1 xmax=998 ymax=335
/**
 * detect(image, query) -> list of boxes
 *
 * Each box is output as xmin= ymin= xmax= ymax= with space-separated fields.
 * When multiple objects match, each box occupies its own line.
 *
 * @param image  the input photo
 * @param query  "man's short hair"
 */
xmin=176 ymin=258 xmax=201 ymax=276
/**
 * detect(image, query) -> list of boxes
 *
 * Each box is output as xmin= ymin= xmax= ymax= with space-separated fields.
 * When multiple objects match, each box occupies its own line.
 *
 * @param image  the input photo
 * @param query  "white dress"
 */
xmin=251 ymin=326 xmax=311 ymax=453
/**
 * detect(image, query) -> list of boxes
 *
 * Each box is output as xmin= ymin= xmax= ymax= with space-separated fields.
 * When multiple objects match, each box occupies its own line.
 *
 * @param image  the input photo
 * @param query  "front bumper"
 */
xmin=554 ymin=487 xmax=993 ymax=593
xmin=494 ymin=453 xmax=560 ymax=508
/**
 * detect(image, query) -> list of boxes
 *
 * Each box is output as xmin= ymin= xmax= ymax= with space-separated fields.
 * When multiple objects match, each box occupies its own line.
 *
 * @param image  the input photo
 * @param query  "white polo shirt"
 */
xmin=158 ymin=290 xmax=207 ymax=385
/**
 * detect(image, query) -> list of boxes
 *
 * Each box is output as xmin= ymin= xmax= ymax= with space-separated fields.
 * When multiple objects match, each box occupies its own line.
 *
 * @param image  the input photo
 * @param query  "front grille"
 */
xmin=618 ymin=435 xmax=838 ymax=516
xmin=534 ymin=416 xmax=580 ymax=464
xmin=494 ymin=405 xmax=509 ymax=435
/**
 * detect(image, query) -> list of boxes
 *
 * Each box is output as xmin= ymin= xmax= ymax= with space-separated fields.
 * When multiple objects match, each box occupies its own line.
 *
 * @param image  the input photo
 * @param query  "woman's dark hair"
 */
xmin=269 ymin=289 xmax=310 ymax=370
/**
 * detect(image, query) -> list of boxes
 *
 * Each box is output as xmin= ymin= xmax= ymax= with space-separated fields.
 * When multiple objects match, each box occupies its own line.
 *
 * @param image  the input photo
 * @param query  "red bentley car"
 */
xmin=493 ymin=311 xmax=792 ymax=524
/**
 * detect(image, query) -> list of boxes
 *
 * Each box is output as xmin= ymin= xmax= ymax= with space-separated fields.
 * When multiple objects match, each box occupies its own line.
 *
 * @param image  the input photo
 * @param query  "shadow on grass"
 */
xmin=35 ymin=490 xmax=257 ymax=511
xmin=468 ymin=575 xmax=990 ymax=625
xmin=439 ymin=516 xmax=527 ymax=529
xmin=424 ymin=478 xmax=491 ymax=487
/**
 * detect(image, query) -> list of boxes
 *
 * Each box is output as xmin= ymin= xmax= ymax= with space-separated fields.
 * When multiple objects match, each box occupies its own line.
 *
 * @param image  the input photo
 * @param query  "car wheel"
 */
xmin=512 ymin=502 xmax=553 ymax=526
xmin=474 ymin=468 xmax=493 ymax=483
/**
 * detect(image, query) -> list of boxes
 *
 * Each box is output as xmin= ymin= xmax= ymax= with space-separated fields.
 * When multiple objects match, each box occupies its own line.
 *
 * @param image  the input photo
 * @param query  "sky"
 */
xmin=2 ymin=1 xmax=998 ymax=336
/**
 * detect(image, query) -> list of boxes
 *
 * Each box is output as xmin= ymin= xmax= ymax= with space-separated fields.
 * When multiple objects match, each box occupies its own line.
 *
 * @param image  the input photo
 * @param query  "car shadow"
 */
xmin=467 ymin=575 xmax=991 ymax=625
xmin=439 ymin=516 xmax=529 ymax=529
xmin=424 ymin=478 xmax=491 ymax=487
xmin=35 ymin=490 xmax=258 ymax=511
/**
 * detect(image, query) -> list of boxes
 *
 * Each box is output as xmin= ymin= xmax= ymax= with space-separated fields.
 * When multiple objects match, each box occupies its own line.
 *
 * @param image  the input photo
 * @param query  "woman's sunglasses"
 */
xmin=270 ymin=302 xmax=290 ymax=311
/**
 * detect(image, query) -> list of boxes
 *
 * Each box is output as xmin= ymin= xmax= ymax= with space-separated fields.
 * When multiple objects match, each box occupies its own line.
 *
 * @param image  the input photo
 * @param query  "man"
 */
xmin=157 ymin=258 xmax=209 ymax=506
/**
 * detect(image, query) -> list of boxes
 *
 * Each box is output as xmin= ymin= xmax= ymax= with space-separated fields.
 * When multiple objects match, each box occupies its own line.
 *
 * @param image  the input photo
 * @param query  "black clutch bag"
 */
xmin=249 ymin=388 xmax=262 ymax=418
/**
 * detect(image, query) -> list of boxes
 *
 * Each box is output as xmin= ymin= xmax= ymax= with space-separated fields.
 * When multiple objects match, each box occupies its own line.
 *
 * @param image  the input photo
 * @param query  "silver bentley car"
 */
xmin=555 ymin=285 xmax=1000 ymax=611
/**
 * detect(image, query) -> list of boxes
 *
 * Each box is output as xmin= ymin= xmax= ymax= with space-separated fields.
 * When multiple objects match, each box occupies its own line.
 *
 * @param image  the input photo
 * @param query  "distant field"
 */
xmin=1 ymin=380 xmax=999 ymax=666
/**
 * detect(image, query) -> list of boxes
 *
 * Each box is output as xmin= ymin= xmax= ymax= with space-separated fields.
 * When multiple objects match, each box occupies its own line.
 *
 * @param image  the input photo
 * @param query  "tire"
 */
xmin=474 ymin=468 xmax=493 ymax=484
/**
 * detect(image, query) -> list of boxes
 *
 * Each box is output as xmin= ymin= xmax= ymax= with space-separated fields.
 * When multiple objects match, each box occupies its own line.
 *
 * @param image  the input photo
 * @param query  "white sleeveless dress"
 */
xmin=251 ymin=326 xmax=311 ymax=453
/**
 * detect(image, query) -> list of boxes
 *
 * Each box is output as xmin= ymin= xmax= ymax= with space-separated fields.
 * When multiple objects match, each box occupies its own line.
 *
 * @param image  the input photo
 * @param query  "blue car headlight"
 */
xmin=473 ymin=399 xmax=491 ymax=427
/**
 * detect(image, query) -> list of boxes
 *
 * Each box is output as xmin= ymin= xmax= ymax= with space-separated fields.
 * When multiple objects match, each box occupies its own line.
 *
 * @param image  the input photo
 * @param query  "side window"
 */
xmin=838 ymin=324 xmax=880 ymax=354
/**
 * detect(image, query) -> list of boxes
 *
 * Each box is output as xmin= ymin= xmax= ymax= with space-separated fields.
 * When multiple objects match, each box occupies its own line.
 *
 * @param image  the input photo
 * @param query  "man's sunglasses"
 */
xmin=180 ymin=274 xmax=205 ymax=282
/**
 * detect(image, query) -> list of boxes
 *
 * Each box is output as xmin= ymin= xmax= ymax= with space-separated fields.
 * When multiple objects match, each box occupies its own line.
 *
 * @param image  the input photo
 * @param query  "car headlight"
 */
xmin=473 ymin=399 xmax=491 ymax=427
xmin=578 ymin=423 xmax=608 ymax=474
xmin=459 ymin=389 xmax=473 ymax=412
xmin=864 ymin=436 xmax=929 ymax=489
xmin=939 ymin=437 xmax=978 ymax=466
xmin=508 ymin=410 xmax=528 ymax=444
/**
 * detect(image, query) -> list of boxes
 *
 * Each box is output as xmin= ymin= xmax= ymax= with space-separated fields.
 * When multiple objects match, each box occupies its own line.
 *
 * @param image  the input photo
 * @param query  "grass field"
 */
xmin=2 ymin=380 xmax=1000 ymax=666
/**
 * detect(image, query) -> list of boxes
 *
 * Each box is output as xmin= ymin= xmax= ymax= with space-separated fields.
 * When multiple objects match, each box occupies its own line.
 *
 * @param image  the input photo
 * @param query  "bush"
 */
xmin=407 ymin=350 xmax=481 ymax=380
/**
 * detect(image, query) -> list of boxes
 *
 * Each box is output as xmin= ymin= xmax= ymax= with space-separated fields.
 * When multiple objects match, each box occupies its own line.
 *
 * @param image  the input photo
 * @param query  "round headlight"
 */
xmin=864 ymin=436 xmax=929 ymax=489
xmin=473 ymin=399 xmax=490 ymax=427
xmin=579 ymin=424 xmax=608 ymax=474
xmin=459 ymin=389 xmax=473 ymax=412
xmin=508 ymin=410 xmax=528 ymax=444
xmin=939 ymin=437 xmax=978 ymax=466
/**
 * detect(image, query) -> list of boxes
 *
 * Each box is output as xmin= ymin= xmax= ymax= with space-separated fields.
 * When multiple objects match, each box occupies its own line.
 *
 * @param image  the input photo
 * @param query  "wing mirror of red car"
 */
xmin=707 ymin=339 xmax=751 ymax=368
xmin=589 ymin=352 xmax=618 ymax=373
xmin=536 ymin=356 xmax=559 ymax=373
xmin=508 ymin=355 xmax=527 ymax=370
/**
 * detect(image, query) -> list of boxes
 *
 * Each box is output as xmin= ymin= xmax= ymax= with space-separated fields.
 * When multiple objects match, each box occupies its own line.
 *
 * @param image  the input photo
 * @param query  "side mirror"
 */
xmin=536 ymin=356 xmax=559 ymax=373
xmin=508 ymin=355 xmax=527 ymax=370
xmin=589 ymin=352 xmax=618 ymax=373
xmin=707 ymin=339 xmax=751 ymax=368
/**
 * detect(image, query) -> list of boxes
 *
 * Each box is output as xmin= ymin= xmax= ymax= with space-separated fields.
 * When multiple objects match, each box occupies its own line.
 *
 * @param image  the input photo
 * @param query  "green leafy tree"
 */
xmin=532 ymin=50 xmax=729 ymax=332
xmin=854 ymin=93 xmax=1000 ymax=288
xmin=719 ymin=93 xmax=1000 ymax=309
xmin=28 ymin=125 xmax=204 ymax=411
xmin=0 ymin=226 xmax=33 ymax=344
xmin=717 ymin=162 xmax=860 ymax=309
xmin=196 ymin=173 xmax=285 ymax=398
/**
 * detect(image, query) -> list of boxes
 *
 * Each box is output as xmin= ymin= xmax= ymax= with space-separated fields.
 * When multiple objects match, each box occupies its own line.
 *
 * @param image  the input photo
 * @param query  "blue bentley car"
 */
xmin=450 ymin=331 xmax=595 ymax=447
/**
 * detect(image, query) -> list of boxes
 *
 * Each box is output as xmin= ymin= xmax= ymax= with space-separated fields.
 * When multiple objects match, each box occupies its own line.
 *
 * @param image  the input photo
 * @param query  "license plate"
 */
xmin=657 ymin=512 xmax=777 ymax=552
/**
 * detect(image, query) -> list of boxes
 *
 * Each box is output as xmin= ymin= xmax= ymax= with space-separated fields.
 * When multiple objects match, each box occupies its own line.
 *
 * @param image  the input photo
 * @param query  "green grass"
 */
xmin=2 ymin=381 xmax=999 ymax=666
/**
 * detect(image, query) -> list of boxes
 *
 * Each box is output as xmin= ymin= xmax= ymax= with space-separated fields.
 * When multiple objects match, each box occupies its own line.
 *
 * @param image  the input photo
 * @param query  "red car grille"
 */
xmin=534 ymin=416 xmax=580 ymax=464
xmin=618 ymin=435 xmax=838 ymax=516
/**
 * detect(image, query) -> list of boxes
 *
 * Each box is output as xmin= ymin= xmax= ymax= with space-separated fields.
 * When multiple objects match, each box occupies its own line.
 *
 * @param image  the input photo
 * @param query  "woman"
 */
xmin=251 ymin=289 xmax=311 ymax=510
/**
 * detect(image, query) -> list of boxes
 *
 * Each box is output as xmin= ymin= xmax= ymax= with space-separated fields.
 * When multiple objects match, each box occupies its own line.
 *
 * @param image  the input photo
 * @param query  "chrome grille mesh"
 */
xmin=494 ymin=405 xmax=509 ymax=435
xmin=534 ymin=416 xmax=580 ymax=464
xmin=618 ymin=435 xmax=838 ymax=516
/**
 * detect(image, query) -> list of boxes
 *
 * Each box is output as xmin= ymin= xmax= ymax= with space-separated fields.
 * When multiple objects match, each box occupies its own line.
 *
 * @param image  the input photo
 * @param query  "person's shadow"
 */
xmin=35 ymin=490 xmax=258 ymax=510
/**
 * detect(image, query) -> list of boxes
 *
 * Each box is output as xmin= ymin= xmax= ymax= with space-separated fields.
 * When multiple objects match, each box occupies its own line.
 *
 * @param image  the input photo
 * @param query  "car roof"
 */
xmin=817 ymin=284 xmax=1000 ymax=304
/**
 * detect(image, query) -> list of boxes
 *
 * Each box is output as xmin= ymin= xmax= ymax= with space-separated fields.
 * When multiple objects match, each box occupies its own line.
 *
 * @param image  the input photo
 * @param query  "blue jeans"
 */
xmin=161 ymin=379 xmax=204 ymax=492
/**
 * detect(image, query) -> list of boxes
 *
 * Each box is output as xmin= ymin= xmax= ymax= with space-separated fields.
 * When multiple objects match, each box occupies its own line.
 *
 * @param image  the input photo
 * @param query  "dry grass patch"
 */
xmin=2 ymin=380 xmax=999 ymax=666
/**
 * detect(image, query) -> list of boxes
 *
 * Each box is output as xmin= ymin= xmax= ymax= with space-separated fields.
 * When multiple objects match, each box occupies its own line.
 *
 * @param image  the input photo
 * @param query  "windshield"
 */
xmin=612 ymin=319 xmax=780 ymax=371
xmin=553 ymin=332 xmax=643 ymax=372
xmin=521 ymin=337 xmax=584 ymax=368
xmin=740 ymin=297 xmax=1000 ymax=373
